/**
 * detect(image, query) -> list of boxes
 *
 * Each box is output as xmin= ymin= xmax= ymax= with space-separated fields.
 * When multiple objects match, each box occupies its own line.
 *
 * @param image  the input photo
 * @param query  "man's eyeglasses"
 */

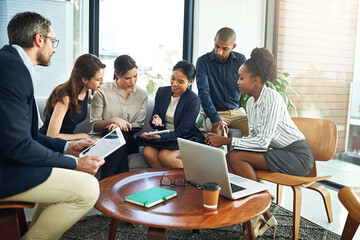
xmin=44 ymin=35 xmax=59 ymax=49
xmin=160 ymin=173 xmax=187 ymax=186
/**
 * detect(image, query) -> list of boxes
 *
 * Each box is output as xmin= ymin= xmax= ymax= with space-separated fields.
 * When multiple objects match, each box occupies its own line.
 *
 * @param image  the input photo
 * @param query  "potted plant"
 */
xmin=239 ymin=72 xmax=297 ymax=112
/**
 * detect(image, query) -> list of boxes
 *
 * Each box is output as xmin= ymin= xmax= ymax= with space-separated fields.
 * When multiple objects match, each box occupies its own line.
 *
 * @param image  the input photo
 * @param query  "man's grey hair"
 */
xmin=7 ymin=12 xmax=51 ymax=48
xmin=215 ymin=27 xmax=236 ymax=44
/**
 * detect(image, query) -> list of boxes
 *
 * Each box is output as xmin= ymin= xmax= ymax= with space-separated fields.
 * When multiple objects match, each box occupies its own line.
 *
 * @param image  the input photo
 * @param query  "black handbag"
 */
xmin=135 ymin=136 xmax=179 ymax=150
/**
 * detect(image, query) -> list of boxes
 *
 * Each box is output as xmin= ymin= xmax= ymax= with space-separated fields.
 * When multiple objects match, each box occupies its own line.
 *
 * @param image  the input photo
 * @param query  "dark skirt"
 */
xmin=263 ymin=140 xmax=314 ymax=176
xmin=136 ymin=134 xmax=205 ymax=150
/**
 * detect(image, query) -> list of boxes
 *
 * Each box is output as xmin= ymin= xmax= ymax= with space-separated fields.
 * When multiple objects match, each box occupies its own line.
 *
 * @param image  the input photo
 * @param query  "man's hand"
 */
xmin=205 ymin=132 xmax=232 ymax=147
xmin=67 ymin=139 xmax=96 ymax=157
xmin=75 ymin=155 xmax=105 ymax=175
xmin=211 ymin=121 xmax=228 ymax=136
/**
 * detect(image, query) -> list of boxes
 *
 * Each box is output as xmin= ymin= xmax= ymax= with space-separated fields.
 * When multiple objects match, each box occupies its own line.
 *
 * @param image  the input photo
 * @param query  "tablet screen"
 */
xmin=80 ymin=128 xmax=126 ymax=158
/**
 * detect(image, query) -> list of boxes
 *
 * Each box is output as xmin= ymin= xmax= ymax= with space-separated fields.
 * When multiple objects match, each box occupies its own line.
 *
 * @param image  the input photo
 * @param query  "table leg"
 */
xmin=147 ymin=227 xmax=167 ymax=240
xmin=245 ymin=221 xmax=255 ymax=240
xmin=108 ymin=218 xmax=118 ymax=240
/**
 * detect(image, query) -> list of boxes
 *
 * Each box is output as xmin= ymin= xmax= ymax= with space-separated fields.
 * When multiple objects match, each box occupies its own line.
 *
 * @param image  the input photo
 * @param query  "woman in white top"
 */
xmin=91 ymin=55 xmax=148 ymax=155
xmin=206 ymin=47 xmax=314 ymax=238
xmin=141 ymin=60 xmax=204 ymax=168
xmin=90 ymin=55 xmax=147 ymax=179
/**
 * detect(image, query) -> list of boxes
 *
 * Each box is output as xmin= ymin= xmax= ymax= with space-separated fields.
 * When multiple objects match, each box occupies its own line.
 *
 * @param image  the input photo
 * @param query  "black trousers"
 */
xmin=100 ymin=145 xmax=129 ymax=180
xmin=122 ymin=130 xmax=139 ymax=155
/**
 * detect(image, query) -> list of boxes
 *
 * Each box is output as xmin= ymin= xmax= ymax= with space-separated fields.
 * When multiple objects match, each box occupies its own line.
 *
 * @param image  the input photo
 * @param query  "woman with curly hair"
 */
xmin=205 ymin=47 xmax=314 ymax=238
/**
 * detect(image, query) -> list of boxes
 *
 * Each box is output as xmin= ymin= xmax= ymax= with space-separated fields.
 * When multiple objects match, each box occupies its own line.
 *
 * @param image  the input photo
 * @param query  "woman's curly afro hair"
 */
xmin=244 ymin=47 xmax=277 ymax=84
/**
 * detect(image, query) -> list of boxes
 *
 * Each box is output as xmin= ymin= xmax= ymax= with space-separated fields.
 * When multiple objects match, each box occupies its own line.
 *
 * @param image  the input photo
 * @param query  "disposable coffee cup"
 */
xmin=202 ymin=182 xmax=221 ymax=209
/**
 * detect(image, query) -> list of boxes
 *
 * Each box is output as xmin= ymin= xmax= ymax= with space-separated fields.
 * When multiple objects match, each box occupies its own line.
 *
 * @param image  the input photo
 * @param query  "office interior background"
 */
xmin=1 ymin=0 xmax=359 ymax=172
xmin=1 ymin=0 xmax=360 ymax=237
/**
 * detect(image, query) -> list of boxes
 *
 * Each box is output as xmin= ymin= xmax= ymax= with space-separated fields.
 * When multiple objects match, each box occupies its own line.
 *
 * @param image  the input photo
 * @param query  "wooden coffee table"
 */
xmin=95 ymin=168 xmax=271 ymax=240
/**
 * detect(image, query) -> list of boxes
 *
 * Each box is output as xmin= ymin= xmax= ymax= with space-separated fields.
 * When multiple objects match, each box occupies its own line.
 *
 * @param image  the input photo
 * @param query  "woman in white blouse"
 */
xmin=206 ymin=47 xmax=314 ymax=238
xmin=91 ymin=55 xmax=148 ymax=155
xmin=90 ymin=55 xmax=147 ymax=179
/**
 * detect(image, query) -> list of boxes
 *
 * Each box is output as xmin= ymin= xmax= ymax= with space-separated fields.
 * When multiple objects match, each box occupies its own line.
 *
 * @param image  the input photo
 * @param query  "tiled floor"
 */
xmin=262 ymin=158 xmax=360 ymax=238
xmin=317 ymin=158 xmax=360 ymax=188
xmin=24 ymin=159 xmax=360 ymax=239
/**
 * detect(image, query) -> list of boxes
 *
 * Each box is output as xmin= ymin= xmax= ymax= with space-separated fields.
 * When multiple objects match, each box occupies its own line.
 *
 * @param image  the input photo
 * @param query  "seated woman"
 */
xmin=141 ymin=60 xmax=205 ymax=168
xmin=90 ymin=54 xmax=148 ymax=155
xmin=40 ymin=54 xmax=124 ymax=180
xmin=39 ymin=53 xmax=105 ymax=140
xmin=206 ymin=47 xmax=314 ymax=238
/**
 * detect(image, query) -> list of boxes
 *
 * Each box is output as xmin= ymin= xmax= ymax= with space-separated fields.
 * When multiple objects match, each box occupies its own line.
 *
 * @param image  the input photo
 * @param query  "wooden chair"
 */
xmin=255 ymin=117 xmax=337 ymax=240
xmin=338 ymin=187 xmax=360 ymax=240
xmin=0 ymin=201 xmax=35 ymax=240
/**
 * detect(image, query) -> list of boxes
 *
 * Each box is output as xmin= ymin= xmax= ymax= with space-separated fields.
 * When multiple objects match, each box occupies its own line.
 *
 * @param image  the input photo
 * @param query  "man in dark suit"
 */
xmin=0 ymin=12 xmax=105 ymax=240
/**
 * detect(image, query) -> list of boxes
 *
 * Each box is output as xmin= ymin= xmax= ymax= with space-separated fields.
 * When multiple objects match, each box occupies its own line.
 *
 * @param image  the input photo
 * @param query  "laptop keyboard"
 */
xmin=231 ymin=183 xmax=246 ymax=193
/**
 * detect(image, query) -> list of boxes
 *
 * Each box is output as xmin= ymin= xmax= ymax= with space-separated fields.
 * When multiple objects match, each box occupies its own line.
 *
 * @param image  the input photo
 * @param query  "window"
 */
xmin=99 ymin=0 xmax=185 ymax=97
xmin=275 ymin=0 xmax=358 ymax=156
xmin=0 ymin=0 xmax=88 ymax=98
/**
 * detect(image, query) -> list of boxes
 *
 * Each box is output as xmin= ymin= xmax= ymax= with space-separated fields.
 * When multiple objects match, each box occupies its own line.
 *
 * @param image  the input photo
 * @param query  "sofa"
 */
xmin=36 ymin=96 xmax=242 ymax=171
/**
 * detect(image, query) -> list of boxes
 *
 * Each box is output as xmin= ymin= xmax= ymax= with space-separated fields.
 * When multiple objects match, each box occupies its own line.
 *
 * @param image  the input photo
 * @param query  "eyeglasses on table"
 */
xmin=160 ymin=173 xmax=187 ymax=186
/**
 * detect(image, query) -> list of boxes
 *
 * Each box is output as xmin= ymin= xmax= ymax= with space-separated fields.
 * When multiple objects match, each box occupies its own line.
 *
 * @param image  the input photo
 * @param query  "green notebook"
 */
xmin=124 ymin=187 xmax=177 ymax=208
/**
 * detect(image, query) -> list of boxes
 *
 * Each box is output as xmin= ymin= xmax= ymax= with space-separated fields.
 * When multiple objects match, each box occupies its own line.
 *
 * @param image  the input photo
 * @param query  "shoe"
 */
xmin=239 ymin=215 xmax=266 ymax=240
xmin=252 ymin=215 xmax=266 ymax=230
xmin=255 ymin=216 xmax=277 ymax=239
xmin=78 ymin=216 xmax=86 ymax=222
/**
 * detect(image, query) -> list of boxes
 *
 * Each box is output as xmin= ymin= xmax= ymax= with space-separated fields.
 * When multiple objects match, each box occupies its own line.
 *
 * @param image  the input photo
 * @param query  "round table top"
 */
xmin=95 ymin=168 xmax=271 ymax=230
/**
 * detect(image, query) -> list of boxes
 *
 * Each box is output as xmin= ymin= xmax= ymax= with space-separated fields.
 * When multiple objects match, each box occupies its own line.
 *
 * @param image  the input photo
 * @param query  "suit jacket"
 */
xmin=149 ymin=86 xmax=203 ymax=140
xmin=0 ymin=45 xmax=76 ymax=199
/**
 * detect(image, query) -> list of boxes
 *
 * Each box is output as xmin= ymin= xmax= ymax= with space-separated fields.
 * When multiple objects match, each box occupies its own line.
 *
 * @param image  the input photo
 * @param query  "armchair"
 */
xmin=255 ymin=117 xmax=337 ymax=239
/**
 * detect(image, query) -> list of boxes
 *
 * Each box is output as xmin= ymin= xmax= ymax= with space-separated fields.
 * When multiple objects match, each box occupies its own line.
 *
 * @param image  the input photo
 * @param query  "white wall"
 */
xmin=193 ymin=0 xmax=266 ymax=62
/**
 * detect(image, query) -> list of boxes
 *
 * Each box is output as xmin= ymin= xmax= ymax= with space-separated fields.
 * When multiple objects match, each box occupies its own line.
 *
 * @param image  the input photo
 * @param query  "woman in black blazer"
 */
xmin=141 ymin=60 xmax=204 ymax=168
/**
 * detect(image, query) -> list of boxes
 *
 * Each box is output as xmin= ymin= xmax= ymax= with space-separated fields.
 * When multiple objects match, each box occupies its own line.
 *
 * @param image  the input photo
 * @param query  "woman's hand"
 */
xmin=107 ymin=118 xmax=132 ymax=132
xmin=141 ymin=132 xmax=161 ymax=140
xmin=78 ymin=133 xmax=95 ymax=141
xmin=152 ymin=114 xmax=164 ymax=127
xmin=205 ymin=133 xmax=232 ymax=147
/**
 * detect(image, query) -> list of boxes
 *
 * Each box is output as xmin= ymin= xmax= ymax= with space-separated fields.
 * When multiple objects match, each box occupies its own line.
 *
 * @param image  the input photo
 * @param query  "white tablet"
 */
xmin=79 ymin=128 xmax=126 ymax=158
xmin=145 ymin=129 xmax=170 ymax=136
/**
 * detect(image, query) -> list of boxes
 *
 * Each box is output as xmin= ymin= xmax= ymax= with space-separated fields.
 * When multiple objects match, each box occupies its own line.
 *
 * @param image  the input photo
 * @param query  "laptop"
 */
xmin=178 ymin=138 xmax=268 ymax=199
xmin=79 ymin=128 xmax=126 ymax=159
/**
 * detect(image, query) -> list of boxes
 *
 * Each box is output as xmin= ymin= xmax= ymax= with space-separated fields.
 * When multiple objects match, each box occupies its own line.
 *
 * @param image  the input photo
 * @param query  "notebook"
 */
xmin=178 ymin=138 xmax=268 ymax=200
xmin=124 ymin=187 xmax=177 ymax=208
xmin=233 ymin=146 xmax=268 ymax=152
xmin=79 ymin=128 xmax=125 ymax=159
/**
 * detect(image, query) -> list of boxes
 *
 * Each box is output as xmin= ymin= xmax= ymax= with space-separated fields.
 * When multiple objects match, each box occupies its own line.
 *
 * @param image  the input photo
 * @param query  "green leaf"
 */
xmin=239 ymin=71 xmax=297 ymax=112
